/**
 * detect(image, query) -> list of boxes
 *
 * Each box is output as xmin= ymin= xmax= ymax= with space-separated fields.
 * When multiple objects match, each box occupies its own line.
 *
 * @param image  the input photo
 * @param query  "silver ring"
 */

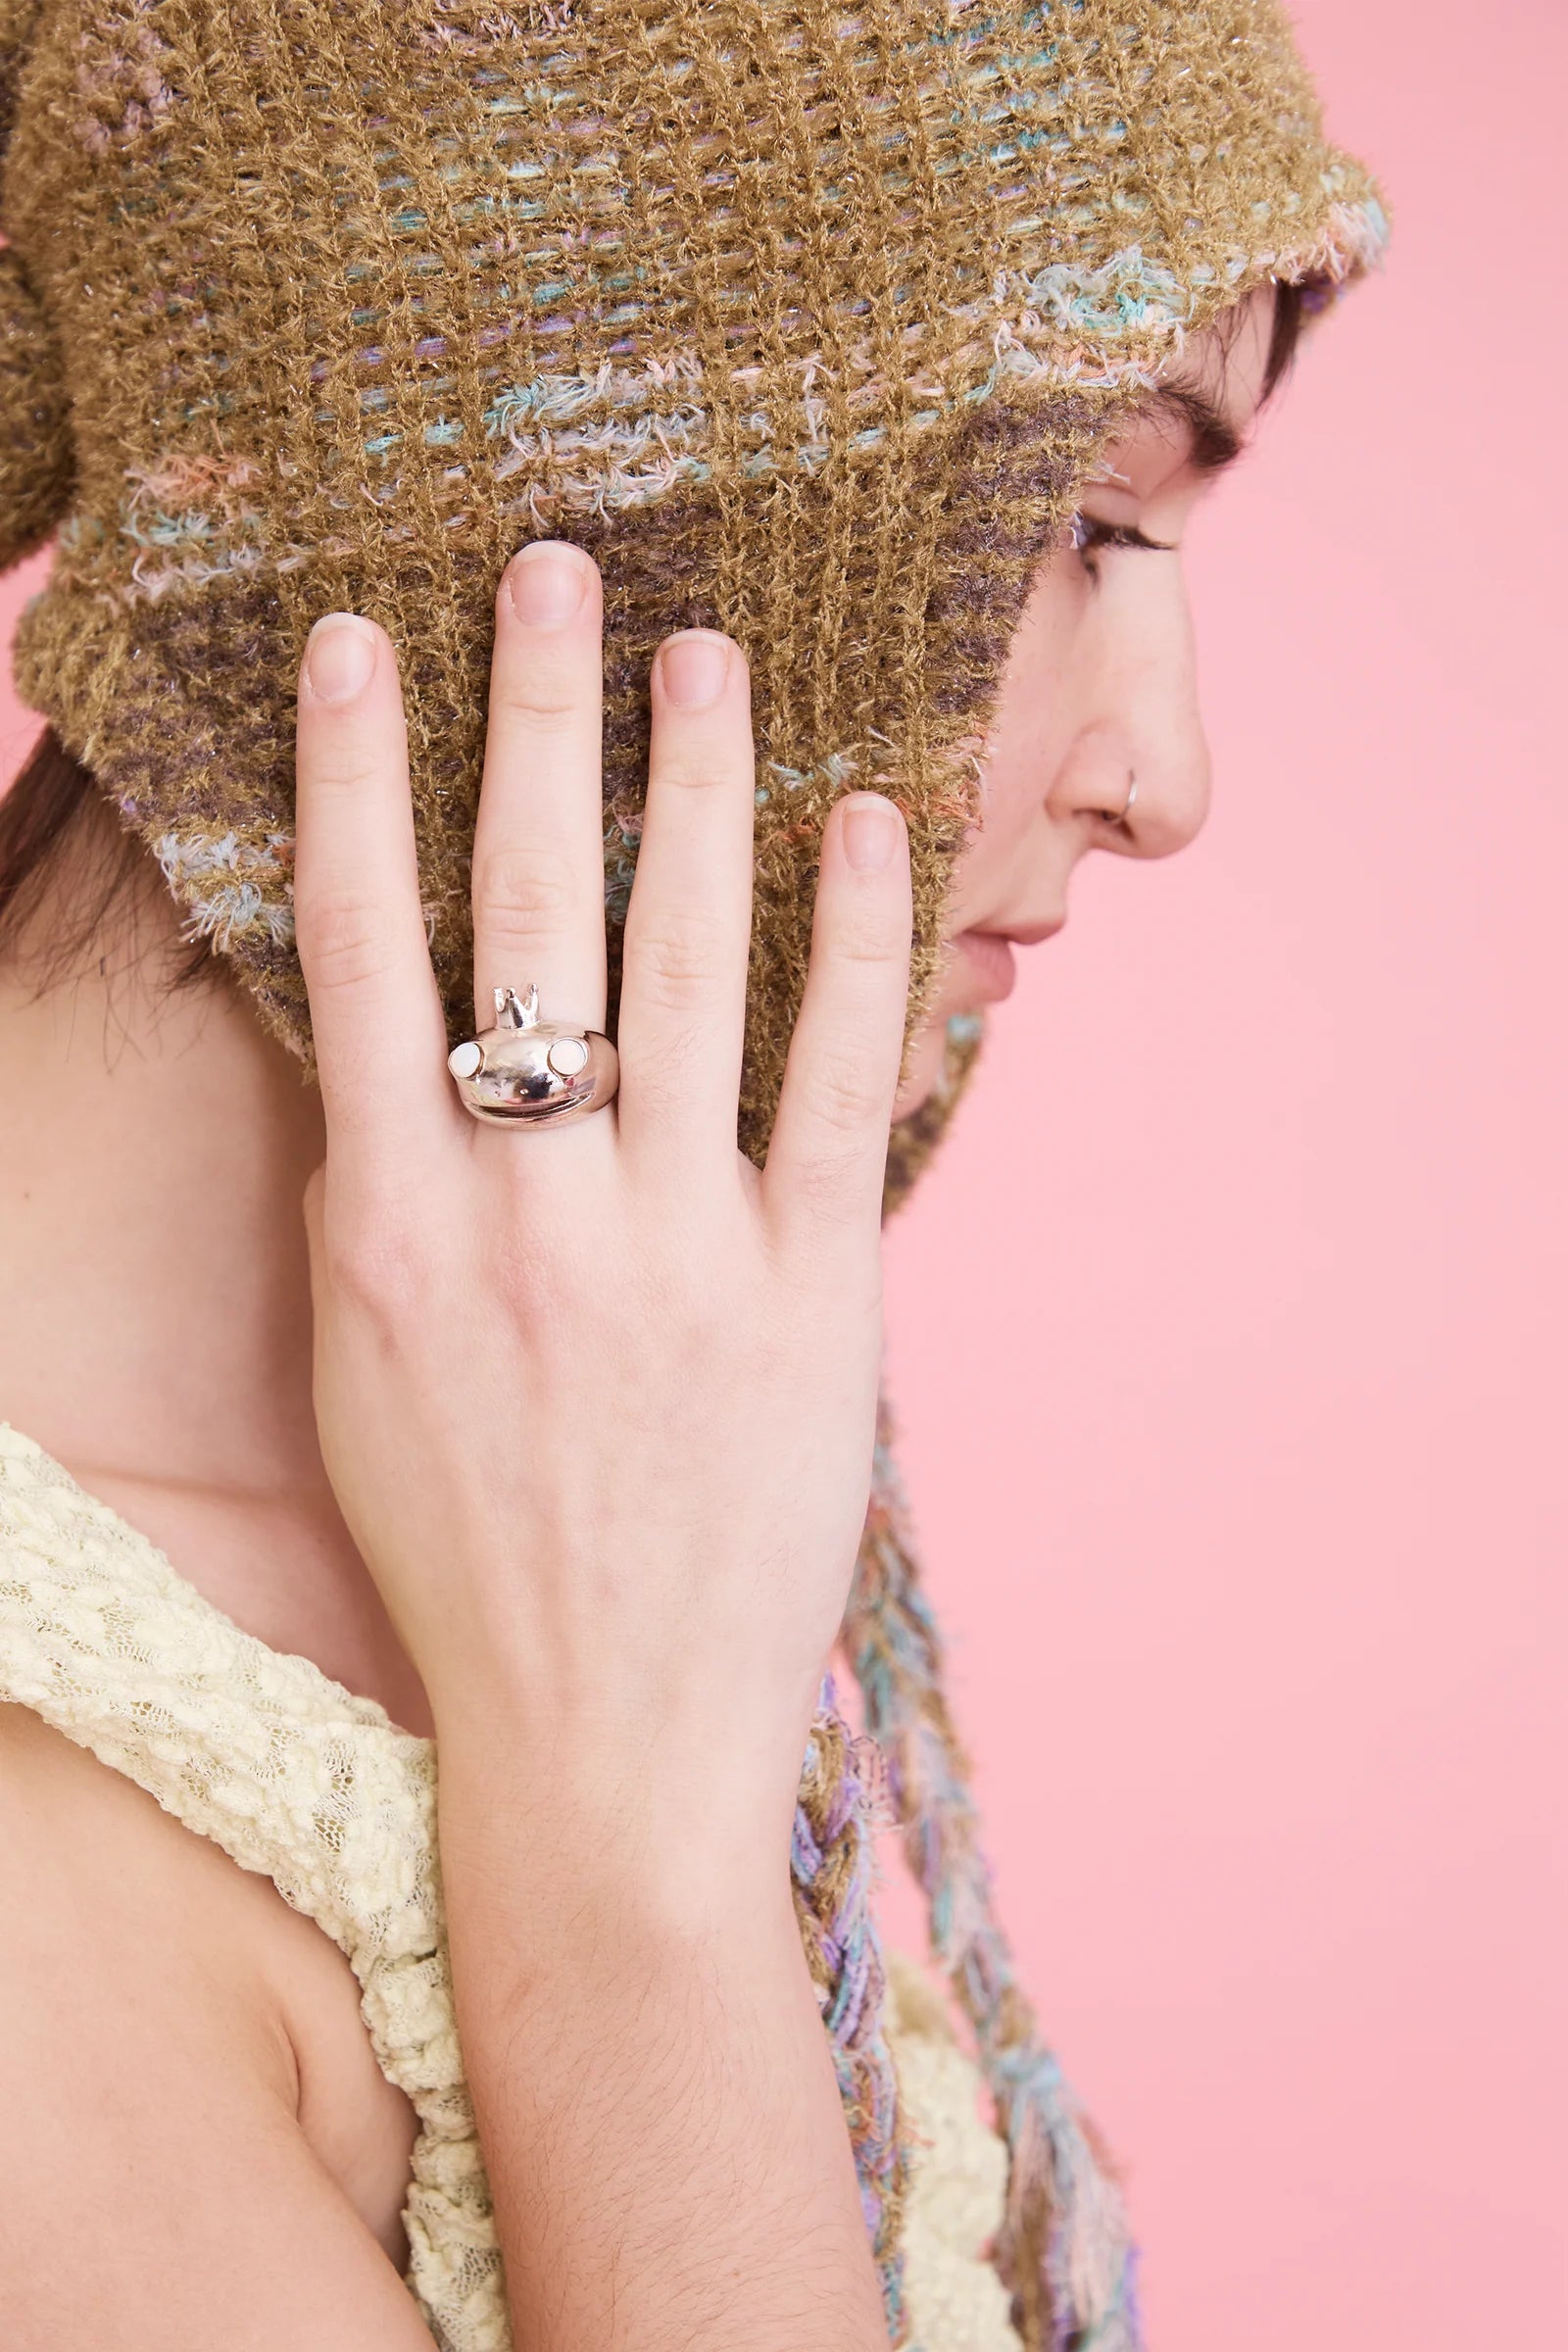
xmin=447 ymin=984 xmax=619 ymax=1127
xmin=1118 ymin=771 xmax=1138 ymax=825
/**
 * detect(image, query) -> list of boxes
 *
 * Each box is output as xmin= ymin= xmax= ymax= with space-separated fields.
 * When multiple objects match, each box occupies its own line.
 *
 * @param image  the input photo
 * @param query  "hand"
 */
xmin=292 ymin=539 xmax=912 ymax=1846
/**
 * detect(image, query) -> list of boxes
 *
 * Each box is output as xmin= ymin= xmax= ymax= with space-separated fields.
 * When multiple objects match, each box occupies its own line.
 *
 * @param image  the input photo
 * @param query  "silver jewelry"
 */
xmin=447 ymin=983 xmax=618 ymax=1126
xmin=1118 ymin=770 xmax=1138 ymax=825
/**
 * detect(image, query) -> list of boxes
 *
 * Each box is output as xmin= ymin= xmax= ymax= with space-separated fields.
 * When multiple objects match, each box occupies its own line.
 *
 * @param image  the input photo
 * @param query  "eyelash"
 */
xmin=1068 ymin=512 xmax=1176 ymax=576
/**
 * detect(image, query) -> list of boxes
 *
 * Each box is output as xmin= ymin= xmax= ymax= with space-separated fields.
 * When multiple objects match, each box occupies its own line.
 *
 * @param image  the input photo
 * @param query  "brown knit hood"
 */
xmin=0 ymin=0 xmax=1383 ymax=1212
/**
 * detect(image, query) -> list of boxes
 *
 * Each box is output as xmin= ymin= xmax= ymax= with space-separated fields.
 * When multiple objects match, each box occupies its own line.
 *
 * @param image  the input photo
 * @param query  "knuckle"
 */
xmin=322 ymin=1211 xmax=430 ymax=1328
xmin=808 ymin=1041 xmax=889 ymax=1136
xmin=827 ymin=902 xmax=909 ymax=969
xmin=496 ymin=682 xmax=582 ymax=736
xmin=492 ymin=652 xmax=592 ymax=732
xmin=626 ymin=909 xmax=729 ymax=1010
xmin=653 ymin=747 xmax=740 ymax=796
xmin=472 ymin=842 xmax=578 ymax=934
xmin=791 ymin=1140 xmax=869 ymax=1227
xmin=495 ymin=1217 xmax=589 ymax=1319
xmin=296 ymin=748 xmax=377 ymax=801
xmin=296 ymin=892 xmax=403 ymax=995
xmin=624 ymin=1016 xmax=707 ymax=1112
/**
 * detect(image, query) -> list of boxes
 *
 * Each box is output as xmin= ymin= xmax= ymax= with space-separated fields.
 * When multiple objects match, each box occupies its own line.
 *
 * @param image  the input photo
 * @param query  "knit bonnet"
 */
xmin=0 ymin=3 xmax=1383 ymax=2345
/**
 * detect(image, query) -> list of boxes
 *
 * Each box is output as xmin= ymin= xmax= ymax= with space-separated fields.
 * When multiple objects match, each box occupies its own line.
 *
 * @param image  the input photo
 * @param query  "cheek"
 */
xmin=948 ymin=735 xmax=1053 ymax=915
xmin=977 ymin=563 xmax=1082 ymax=805
xmin=939 ymin=549 xmax=1082 ymax=925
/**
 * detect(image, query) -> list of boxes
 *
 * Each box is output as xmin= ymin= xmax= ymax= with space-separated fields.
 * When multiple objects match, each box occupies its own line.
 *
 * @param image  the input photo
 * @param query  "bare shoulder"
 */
xmin=0 ymin=1702 xmax=433 ymax=2350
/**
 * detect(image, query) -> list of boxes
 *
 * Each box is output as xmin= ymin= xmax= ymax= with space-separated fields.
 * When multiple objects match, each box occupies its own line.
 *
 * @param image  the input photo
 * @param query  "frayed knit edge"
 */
xmin=153 ymin=827 xmax=297 ymax=952
xmin=171 ymin=880 xmax=298 ymax=955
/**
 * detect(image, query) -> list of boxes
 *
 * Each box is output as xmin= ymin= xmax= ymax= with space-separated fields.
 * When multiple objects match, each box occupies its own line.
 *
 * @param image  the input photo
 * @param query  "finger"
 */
xmin=614 ymin=629 xmax=757 ymax=1169
xmin=762 ymin=794 xmax=912 ymax=1247
xmin=293 ymin=612 xmax=454 ymax=1181
xmin=470 ymin=540 xmax=607 ymax=1038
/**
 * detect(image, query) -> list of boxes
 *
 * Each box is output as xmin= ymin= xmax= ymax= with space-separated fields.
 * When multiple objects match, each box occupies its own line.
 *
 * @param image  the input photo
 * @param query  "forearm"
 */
xmin=288 ymin=523 xmax=912 ymax=2346
xmin=433 ymin=1711 xmax=890 ymax=2352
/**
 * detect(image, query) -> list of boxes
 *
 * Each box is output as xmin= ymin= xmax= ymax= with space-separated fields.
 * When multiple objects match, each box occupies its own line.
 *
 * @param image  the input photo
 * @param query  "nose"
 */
xmin=1048 ymin=569 xmax=1213 ymax=858
xmin=1053 ymin=718 xmax=1212 ymax=858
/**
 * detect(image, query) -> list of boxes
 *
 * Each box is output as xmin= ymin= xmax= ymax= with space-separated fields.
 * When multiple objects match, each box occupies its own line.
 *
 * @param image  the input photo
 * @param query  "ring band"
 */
xmin=447 ymin=983 xmax=618 ymax=1126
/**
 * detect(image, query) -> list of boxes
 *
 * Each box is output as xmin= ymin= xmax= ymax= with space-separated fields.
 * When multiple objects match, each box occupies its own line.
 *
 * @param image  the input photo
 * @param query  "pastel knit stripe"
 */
xmin=76 ymin=200 xmax=1386 ymax=606
xmin=845 ymin=1399 xmax=1142 ymax=2351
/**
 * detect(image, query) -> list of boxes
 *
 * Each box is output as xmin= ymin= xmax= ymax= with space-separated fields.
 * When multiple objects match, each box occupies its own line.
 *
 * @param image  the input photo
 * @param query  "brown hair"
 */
xmin=0 ymin=723 xmax=220 ymax=996
xmin=0 ymin=280 xmax=1308 ymax=1001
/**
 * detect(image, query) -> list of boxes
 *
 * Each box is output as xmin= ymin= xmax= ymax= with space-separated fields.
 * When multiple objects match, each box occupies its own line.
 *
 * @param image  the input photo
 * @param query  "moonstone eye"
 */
xmin=547 ymin=1036 xmax=589 ymax=1077
xmin=448 ymin=1041 xmax=483 ymax=1079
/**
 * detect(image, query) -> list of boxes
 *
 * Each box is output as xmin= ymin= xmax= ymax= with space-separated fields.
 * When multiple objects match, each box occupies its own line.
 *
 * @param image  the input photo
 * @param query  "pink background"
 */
xmin=4 ymin=2 xmax=1562 ymax=2342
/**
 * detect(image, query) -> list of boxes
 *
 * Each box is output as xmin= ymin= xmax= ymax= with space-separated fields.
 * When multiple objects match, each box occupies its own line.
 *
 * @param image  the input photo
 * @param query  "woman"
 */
xmin=0 ymin=4 xmax=1384 ymax=2347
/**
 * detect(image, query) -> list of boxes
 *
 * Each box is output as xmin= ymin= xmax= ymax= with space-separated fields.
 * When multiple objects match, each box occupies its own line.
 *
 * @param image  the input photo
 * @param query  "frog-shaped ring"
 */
xmin=446 ymin=983 xmax=618 ymax=1127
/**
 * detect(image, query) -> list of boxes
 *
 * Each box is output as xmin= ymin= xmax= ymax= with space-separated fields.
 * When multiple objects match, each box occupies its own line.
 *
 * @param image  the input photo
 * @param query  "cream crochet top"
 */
xmin=0 ymin=1421 xmax=1017 ymax=2352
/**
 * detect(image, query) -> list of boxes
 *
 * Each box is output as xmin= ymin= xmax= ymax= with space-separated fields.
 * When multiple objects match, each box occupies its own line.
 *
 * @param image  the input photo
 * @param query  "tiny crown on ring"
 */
xmin=447 ymin=981 xmax=591 ymax=1082
xmin=494 ymin=983 xmax=539 ymax=1029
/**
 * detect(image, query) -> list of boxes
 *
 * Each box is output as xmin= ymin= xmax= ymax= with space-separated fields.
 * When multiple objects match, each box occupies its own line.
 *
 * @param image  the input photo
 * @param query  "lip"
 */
xmin=992 ymin=917 xmax=1067 ymax=948
xmin=952 ymin=930 xmax=1019 ymax=1003
xmin=951 ymin=918 xmax=1068 ymax=1007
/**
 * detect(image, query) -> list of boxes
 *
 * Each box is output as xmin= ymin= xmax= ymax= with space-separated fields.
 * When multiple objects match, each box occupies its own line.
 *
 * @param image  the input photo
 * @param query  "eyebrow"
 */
xmin=1146 ymin=383 xmax=1245 ymax=477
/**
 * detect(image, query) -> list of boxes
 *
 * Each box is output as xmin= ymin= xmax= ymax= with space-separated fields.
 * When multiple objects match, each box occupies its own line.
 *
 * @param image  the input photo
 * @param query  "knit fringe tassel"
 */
xmin=793 ymin=1685 xmax=909 ymax=2341
xmin=841 ymin=1396 xmax=1144 ymax=2352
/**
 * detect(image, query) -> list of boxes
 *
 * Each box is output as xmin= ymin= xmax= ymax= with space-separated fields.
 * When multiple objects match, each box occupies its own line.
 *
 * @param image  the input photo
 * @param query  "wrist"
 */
xmin=428 ymin=1645 xmax=825 ymax=1853
xmin=438 ymin=1790 xmax=815 ymax=2054
xmin=431 ymin=1698 xmax=809 ymax=1946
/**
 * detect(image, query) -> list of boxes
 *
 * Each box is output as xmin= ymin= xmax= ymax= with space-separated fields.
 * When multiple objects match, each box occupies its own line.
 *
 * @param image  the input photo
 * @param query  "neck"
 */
xmin=0 ymin=806 xmax=432 ymax=1728
xmin=0 ymin=840 xmax=326 ymax=1496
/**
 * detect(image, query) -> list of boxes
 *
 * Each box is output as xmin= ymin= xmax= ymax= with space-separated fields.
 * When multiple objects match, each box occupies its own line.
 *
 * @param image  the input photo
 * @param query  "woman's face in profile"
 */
xmin=894 ymin=285 xmax=1281 ymax=1118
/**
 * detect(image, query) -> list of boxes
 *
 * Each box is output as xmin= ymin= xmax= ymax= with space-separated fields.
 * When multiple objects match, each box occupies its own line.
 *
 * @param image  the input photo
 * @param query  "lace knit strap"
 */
xmin=0 ymin=1420 xmax=437 ymax=1954
xmin=0 ymin=1420 xmax=508 ymax=2349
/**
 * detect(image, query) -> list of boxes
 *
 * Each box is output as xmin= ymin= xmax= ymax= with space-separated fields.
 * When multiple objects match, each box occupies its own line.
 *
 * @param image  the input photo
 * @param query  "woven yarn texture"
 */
xmin=0 ymin=0 xmax=1383 ymax=1181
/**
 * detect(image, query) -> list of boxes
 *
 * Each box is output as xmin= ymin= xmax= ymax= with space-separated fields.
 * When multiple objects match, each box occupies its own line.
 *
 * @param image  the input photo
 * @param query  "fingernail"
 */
xmin=507 ymin=541 xmax=590 ymax=626
xmin=659 ymin=631 xmax=730 ymax=709
xmin=305 ymin=613 xmax=376 ymax=704
xmin=842 ymin=795 xmax=901 ymax=873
